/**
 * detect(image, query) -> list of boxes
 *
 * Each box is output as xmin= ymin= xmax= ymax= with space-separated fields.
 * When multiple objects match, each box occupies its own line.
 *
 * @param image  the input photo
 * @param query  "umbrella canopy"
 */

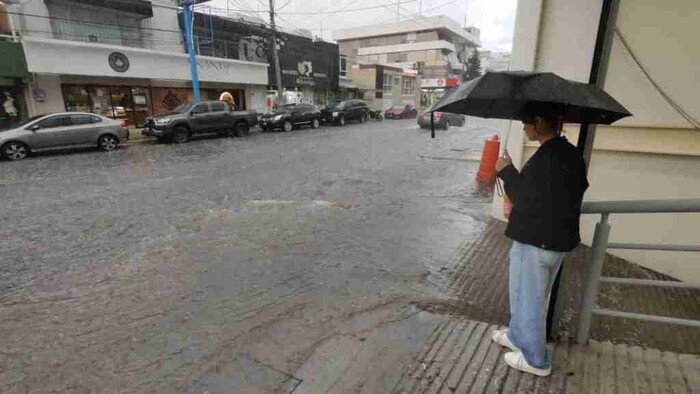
xmin=432 ymin=71 xmax=632 ymax=125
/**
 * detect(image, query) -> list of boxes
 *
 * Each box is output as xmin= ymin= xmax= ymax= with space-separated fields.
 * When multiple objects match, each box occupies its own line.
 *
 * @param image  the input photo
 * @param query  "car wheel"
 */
xmin=98 ymin=134 xmax=119 ymax=151
xmin=282 ymin=120 xmax=293 ymax=132
xmin=338 ymin=115 xmax=346 ymax=126
xmin=444 ymin=121 xmax=451 ymax=130
xmin=234 ymin=121 xmax=249 ymax=137
xmin=172 ymin=127 xmax=190 ymax=143
xmin=1 ymin=141 xmax=29 ymax=161
xmin=311 ymin=118 xmax=320 ymax=129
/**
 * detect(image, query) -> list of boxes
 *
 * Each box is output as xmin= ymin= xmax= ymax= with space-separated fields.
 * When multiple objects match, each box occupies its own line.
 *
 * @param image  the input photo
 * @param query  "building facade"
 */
xmin=7 ymin=0 xmax=268 ymax=125
xmin=190 ymin=10 xmax=340 ymax=110
xmin=347 ymin=64 xmax=420 ymax=111
xmin=479 ymin=50 xmax=511 ymax=72
xmin=497 ymin=0 xmax=700 ymax=283
xmin=333 ymin=16 xmax=480 ymax=109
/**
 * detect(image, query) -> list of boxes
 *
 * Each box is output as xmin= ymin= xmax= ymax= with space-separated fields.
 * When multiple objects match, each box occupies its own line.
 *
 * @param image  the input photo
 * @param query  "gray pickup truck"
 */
xmin=142 ymin=101 xmax=258 ymax=143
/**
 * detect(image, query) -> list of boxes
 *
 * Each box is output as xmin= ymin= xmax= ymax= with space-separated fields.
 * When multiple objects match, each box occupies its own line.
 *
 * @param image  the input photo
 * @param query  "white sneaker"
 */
xmin=491 ymin=329 xmax=520 ymax=352
xmin=504 ymin=351 xmax=552 ymax=377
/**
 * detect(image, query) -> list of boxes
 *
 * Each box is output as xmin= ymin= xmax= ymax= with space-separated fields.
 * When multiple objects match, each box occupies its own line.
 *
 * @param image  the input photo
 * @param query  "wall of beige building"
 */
xmin=347 ymin=66 xmax=421 ymax=111
xmin=493 ymin=0 xmax=700 ymax=283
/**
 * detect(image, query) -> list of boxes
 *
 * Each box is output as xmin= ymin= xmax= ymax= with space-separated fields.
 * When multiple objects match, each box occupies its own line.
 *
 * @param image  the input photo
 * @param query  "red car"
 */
xmin=384 ymin=105 xmax=418 ymax=119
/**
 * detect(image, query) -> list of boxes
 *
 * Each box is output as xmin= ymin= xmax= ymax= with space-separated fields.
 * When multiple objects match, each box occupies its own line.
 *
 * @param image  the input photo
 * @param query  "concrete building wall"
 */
xmin=493 ymin=0 xmax=700 ymax=283
xmin=23 ymin=74 xmax=65 ymax=116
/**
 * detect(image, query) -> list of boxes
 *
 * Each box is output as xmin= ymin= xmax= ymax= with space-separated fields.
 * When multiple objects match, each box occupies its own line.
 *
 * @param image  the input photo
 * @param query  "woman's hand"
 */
xmin=496 ymin=151 xmax=512 ymax=172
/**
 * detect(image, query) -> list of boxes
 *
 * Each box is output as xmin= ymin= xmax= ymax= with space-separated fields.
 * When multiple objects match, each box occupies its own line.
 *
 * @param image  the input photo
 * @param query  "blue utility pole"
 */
xmin=182 ymin=0 xmax=201 ymax=102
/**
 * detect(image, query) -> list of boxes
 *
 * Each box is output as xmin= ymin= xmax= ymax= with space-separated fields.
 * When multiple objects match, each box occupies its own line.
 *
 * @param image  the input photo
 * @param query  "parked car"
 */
xmin=417 ymin=109 xmax=465 ymax=130
xmin=385 ymin=105 xmax=418 ymax=119
xmin=320 ymin=99 xmax=369 ymax=126
xmin=0 ymin=112 xmax=129 ymax=161
xmin=259 ymin=103 xmax=321 ymax=132
xmin=142 ymin=101 xmax=257 ymax=143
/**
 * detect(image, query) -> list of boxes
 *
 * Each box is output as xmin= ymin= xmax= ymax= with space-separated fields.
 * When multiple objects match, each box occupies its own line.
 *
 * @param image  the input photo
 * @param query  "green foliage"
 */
xmin=463 ymin=50 xmax=482 ymax=82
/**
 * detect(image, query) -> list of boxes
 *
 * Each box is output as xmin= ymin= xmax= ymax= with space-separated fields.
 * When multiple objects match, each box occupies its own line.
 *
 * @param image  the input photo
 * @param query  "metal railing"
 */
xmin=576 ymin=198 xmax=700 ymax=344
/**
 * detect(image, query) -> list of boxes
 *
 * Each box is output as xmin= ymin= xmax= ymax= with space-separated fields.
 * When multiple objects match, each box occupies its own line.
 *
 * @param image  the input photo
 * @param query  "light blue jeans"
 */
xmin=507 ymin=241 xmax=565 ymax=368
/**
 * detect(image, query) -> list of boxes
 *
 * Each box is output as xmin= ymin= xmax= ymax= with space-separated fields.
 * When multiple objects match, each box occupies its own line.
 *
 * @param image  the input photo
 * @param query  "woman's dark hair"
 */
xmin=518 ymin=103 xmax=560 ymax=134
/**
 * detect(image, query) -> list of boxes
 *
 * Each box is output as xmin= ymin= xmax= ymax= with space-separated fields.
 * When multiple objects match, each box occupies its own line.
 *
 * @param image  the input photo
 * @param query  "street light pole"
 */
xmin=269 ymin=0 xmax=284 ymax=107
xmin=182 ymin=0 xmax=201 ymax=102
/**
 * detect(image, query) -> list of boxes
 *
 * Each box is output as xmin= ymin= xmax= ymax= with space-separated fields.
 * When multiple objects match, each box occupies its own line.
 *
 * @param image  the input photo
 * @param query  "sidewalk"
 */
xmin=388 ymin=219 xmax=700 ymax=393
xmin=124 ymin=126 xmax=152 ymax=143
xmin=390 ymin=317 xmax=699 ymax=393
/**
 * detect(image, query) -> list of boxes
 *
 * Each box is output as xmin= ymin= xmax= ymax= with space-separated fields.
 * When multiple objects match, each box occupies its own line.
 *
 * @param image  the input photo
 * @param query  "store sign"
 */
xmin=422 ymin=78 xmax=461 ymax=88
xmin=22 ymin=38 xmax=268 ymax=85
xmin=108 ymin=52 xmax=130 ymax=73
xmin=296 ymin=60 xmax=315 ymax=86
xmin=196 ymin=59 xmax=233 ymax=74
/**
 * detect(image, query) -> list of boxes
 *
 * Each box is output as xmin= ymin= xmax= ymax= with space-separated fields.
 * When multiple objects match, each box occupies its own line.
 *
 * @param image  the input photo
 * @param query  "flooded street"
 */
xmin=0 ymin=118 xmax=504 ymax=392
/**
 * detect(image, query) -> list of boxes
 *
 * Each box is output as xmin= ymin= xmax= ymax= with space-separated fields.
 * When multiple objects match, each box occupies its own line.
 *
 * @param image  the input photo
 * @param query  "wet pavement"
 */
xmin=0 ymin=118 xmax=504 ymax=393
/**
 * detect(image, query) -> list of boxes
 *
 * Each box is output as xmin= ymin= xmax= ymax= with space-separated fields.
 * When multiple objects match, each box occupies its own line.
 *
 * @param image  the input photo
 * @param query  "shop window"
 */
xmin=63 ymin=85 xmax=91 ymax=113
xmin=110 ymin=87 xmax=135 ymax=125
xmin=131 ymin=87 xmax=151 ymax=126
xmin=88 ymin=86 xmax=114 ymax=118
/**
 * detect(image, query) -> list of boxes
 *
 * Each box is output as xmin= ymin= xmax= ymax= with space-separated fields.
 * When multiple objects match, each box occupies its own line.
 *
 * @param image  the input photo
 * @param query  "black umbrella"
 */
xmin=430 ymin=71 xmax=632 ymax=131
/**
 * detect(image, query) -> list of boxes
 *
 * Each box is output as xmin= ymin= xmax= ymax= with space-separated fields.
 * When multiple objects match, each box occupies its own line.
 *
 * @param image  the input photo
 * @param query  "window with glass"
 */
xmin=383 ymin=74 xmax=401 ymax=91
xmin=88 ymin=86 xmax=114 ymax=118
xmin=192 ymin=103 xmax=209 ymax=114
xmin=62 ymin=86 xmax=91 ymax=112
xmin=403 ymin=77 xmax=415 ymax=95
xmin=339 ymin=55 xmax=348 ymax=77
xmin=131 ymin=87 xmax=151 ymax=126
xmin=37 ymin=115 xmax=70 ymax=129
xmin=69 ymin=114 xmax=99 ymax=125
xmin=47 ymin=1 xmax=144 ymax=48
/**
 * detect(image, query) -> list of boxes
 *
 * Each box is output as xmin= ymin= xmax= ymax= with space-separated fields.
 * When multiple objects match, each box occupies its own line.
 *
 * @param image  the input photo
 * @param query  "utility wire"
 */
xmin=274 ymin=0 xmax=418 ymax=15
xmin=614 ymin=27 xmax=700 ymax=130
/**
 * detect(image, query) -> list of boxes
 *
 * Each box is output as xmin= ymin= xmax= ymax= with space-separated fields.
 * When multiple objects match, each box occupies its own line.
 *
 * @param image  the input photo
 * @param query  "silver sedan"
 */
xmin=0 ymin=112 xmax=129 ymax=161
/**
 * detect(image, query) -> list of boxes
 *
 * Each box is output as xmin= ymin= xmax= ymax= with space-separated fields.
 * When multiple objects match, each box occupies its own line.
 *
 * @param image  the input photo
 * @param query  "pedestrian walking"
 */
xmin=491 ymin=103 xmax=589 ymax=376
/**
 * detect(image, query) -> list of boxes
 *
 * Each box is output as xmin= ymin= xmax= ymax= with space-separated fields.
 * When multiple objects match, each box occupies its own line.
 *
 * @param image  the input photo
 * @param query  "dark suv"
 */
xmin=321 ymin=99 xmax=368 ymax=126
xmin=259 ymin=103 xmax=321 ymax=132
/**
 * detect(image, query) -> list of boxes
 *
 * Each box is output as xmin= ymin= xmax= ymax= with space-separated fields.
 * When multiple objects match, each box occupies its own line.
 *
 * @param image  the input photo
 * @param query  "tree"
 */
xmin=463 ymin=49 xmax=482 ymax=81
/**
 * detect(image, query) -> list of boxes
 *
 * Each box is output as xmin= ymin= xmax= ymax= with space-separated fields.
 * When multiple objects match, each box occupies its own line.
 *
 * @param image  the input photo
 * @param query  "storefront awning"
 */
xmin=0 ymin=42 xmax=29 ymax=78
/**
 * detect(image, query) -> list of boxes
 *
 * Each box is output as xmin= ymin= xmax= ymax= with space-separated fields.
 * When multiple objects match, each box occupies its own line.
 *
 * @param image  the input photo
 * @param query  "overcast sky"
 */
xmin=207 ymin=0 xmax=517 ymax=52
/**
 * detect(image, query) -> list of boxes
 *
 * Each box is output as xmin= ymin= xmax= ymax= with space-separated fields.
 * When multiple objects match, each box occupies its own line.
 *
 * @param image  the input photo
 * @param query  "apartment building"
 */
xmin=333 ymin=16 xmax=479 ymax=109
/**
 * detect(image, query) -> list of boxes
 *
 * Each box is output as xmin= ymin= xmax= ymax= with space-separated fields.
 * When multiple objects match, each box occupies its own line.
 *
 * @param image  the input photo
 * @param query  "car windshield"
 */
xmin=0 ymin=114 xmax=46 ymax=131
xmin=331 ymin=101 xmax=347 ymax=110
xmin=324 ymin=100 xmax=340 ymax=109
xmin=170 ymin=103 xmax=193 ymax=114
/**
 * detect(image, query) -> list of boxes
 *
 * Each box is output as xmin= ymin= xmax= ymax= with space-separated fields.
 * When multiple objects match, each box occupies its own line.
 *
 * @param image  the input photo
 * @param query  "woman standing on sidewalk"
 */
xmin=492 ymin=104 xmax=589 ymax=376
